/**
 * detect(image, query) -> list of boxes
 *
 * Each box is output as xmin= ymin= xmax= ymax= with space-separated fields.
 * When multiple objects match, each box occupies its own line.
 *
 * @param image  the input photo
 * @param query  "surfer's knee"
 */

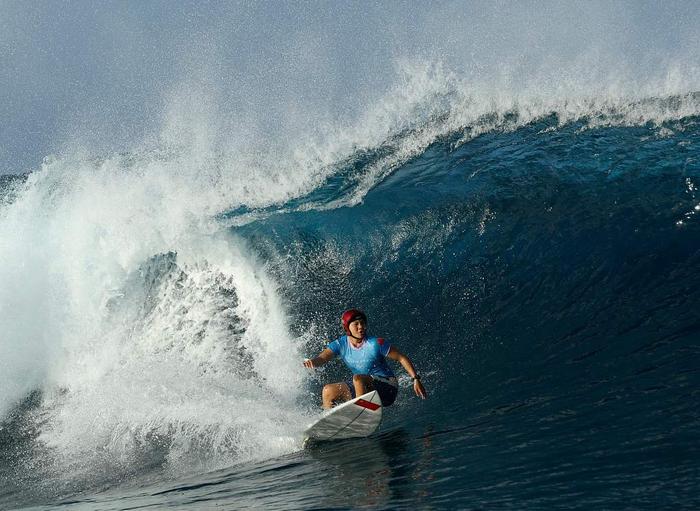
xmin=353 ymin=374 xmax=373 ymax=389
xmin=322 ymin=384 xmax=336 ymax=399
xmin=323 ymin=383 xmax=344 ymax=401
xmin=352 ymin=374 xmax=371 ymax=384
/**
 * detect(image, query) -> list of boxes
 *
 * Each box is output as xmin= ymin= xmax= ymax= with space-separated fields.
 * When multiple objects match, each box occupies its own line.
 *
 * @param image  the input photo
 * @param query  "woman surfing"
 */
xmin=304 ymin=309 xmax=427 ymax=408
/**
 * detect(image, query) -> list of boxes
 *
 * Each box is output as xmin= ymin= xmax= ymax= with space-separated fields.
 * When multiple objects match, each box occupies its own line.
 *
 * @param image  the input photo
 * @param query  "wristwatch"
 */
xmin=412 ymin=375 xmax=421 ymax=381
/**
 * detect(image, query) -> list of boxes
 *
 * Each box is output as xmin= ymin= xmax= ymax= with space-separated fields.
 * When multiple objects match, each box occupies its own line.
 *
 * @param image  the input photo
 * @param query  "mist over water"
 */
xmin=1 ymin=2 xmax=700 ymax=509
xmin=2 ymin=1 xmax=699 ymax=173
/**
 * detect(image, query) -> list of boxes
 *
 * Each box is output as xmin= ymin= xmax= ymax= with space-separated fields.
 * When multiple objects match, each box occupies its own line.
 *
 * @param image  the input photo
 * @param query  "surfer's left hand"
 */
xmin=414 ymin=379 xmax=427 ymax=399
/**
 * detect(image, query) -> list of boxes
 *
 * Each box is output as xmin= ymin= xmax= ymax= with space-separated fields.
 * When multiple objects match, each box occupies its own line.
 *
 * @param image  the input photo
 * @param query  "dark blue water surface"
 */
xmin=2 ymin=112 xmax=699 ymax=509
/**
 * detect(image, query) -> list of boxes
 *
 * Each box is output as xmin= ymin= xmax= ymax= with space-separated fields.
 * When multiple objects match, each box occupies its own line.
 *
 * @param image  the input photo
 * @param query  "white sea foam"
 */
xmin=0 ymin=148 xmax=311 ymax=478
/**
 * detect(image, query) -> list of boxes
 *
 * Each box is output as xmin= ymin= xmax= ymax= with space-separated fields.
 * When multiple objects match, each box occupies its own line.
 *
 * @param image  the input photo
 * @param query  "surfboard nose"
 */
xmin=303 ymin=390 xmax=383 ymax=441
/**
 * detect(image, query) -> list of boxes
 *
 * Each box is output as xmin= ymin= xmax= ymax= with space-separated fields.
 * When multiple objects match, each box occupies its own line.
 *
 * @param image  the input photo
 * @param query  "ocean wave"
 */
xmin=1 ymin=56 xmax=699 ymax=505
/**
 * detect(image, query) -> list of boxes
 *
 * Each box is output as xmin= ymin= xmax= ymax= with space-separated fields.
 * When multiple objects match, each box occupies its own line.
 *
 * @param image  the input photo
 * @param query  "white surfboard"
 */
xmin=304 ymin=390 xmax=383 ymax=442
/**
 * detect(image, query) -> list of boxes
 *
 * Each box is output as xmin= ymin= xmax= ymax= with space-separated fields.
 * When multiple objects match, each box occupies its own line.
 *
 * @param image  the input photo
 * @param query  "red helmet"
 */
xmin=341 ymin=309 xmax=367 ymax=332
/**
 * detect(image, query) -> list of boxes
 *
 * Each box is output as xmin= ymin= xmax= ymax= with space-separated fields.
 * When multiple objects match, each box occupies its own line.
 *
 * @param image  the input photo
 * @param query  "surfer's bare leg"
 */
xmin=352 ymin=374 xmax=374 ymax=397
xmin=322 ymin=383 xmax=352 ymax=409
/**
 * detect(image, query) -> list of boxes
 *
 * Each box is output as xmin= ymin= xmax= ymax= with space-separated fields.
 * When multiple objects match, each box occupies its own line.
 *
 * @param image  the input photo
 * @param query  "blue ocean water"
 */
xmin=1 ymin=93 xmax=699 ymax=509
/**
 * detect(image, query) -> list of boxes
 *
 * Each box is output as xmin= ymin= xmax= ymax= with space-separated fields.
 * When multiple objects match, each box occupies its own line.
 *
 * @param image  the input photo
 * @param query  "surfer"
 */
xmin=303 ymin=309 xmax=427 ymax=409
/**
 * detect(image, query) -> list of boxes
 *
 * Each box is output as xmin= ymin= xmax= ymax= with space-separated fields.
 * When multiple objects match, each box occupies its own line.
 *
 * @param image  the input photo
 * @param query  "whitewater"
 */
xmin=1 ymin=3 xmax=700 ymax=509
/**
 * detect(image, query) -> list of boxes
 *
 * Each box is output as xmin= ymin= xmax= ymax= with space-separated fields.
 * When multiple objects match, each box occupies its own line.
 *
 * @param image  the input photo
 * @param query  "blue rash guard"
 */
xmin=327 ymin=336 xmax=396 ymax=379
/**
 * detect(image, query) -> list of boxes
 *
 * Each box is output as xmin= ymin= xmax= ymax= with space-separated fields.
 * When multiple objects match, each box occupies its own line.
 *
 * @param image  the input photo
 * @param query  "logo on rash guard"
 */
xmin=378 ymin=338 xmax=385 ymax=345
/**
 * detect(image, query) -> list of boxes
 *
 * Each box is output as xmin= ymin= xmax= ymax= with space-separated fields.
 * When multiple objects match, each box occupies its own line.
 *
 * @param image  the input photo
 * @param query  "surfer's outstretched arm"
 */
xmin=387 ymin=346 xmax=427 ymax=399
xmin=303 ymin=348 xmax=335 ymax=368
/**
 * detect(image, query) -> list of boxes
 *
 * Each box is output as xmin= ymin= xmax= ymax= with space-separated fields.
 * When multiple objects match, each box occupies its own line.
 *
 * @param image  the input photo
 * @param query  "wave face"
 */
xmin=1 ymin=74 xmax=700 ymax=507
xmin=234 ymin=100 xmax=700 ymax=509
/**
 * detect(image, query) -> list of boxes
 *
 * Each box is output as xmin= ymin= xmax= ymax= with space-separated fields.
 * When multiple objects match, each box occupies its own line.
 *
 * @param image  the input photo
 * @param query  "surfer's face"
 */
xmin=348 ymin=319 xmax=366 ymax=339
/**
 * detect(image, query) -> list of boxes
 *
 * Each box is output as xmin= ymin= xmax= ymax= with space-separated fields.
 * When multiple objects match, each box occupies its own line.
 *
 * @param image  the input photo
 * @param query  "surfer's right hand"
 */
xmin=303 ymin=358 xmax=315 ymax=368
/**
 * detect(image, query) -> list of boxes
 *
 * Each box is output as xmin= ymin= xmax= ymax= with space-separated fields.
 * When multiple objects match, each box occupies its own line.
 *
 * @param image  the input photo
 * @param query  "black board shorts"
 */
xmin=345 ymin=376 xmax=398 ymax=406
